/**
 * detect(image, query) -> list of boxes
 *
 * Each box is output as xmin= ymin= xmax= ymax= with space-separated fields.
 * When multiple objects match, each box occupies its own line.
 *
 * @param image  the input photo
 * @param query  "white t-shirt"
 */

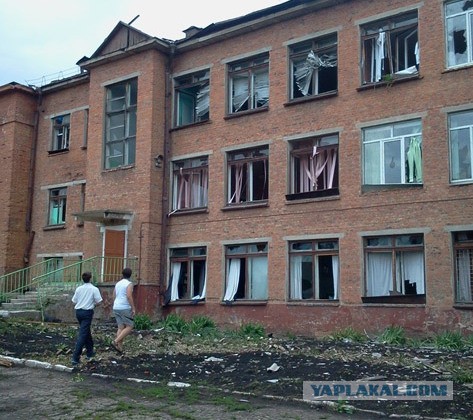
xmin=72 ymin=283 xmax=103 ymax=310
xmin=113 ymin=278 xmax=133 ymax=310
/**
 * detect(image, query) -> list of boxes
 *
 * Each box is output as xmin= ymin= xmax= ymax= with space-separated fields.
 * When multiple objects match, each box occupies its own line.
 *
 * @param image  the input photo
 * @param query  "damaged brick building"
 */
xmin=1 ymin=0 xmax=473 ymax=335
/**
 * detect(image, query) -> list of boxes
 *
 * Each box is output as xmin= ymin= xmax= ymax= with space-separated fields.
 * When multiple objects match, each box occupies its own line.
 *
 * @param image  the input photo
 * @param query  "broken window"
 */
xmin=172 ymin=156 xmax=208 ymax=211
xmin=228 ymin=54 xmax=269 ymax=113
xmin=363 ymin=120 xmax=422 ymax=185
xmin=168 ymin=247 xmax=207 ymax=302
xmin=446 ymin=0 xmax=473 ymax=67
xmin=290 ymin=34 xmax=337 ymax=99
xmin=449 ymin=110 xmax=473 ymax=182
xmin=289 ymin=240 xmax=339 ymax=300
xmin=104 ymin=78 xmax=137 ymax=169
xmin=223 ymin=243 xmax=268 ymax=301
xmin=51 ymin=114 xmax=70 ymax=152
xmin=174 ymin=70 xmax=210 ymax=127
xmin=227 ymin=146 xmax=268 ymax=205
xmin=453 ymin=231 xmax=473 ymax=303
xmin=361 ymin=11 xmax=419 ymax=84
xmin=288 ymin=134 xmax=339 ymax=199
xmin=364 ymin=234 xmax=425 ymax=299
xmin=48 ymin=187 xmax=67 ymax=226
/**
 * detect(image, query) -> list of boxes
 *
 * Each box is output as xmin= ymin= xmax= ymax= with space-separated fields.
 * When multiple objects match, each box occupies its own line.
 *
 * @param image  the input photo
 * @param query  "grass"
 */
xmin=330 ymin=327 xmax=367 ymax=343
xmin=378 ymin=325 xmax=407 ymax=345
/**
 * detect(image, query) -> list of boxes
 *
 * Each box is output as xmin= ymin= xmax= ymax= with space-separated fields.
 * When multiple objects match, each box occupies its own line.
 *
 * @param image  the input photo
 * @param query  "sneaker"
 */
xmin=71 ymin=359 xmax=80 ymax=366
xmin=85 ymin=353 xmax=95 ymax=361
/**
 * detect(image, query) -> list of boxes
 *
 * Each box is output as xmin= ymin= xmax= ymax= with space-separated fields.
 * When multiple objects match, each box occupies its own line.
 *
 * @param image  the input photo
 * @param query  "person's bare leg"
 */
xmin=115 ymin=325 xmax=133 ymax=348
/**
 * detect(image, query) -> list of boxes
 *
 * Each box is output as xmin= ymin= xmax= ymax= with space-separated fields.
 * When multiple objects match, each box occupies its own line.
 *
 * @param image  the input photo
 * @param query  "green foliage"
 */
xmin=378 ymin=326 xmax=407 ymax=345
xmin=211 ymin=395 xmax=252 ymax=412
xmin=433 ymin=331 xmax=465 ymax=350
xmin=335 ymin=399 xmax=354 ymax=414
xmin=330 ymin=327 xmax=366 ymax=343
xmin=134 ymin=313 xmax=153 ymax=331
xmin=238 ymin=322 xmax=265 ymax=339
xmin=162 ymin=313 xmax=189 ymax=334
xmin=188 ymin=315 xmax=217 ymax=336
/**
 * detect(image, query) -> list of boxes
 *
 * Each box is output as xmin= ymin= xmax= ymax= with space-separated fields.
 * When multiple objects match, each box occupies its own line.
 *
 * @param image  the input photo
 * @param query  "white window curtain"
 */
xmin=254 ymin=71 xmax=269 ymax=106
xmin=192 ymin=265 xmax=207 ymax=300
xmin=373 ymin=31 xmax=386 ymax=82
xmin=332 ymin=255 xmax=339 ymax=299
xmin=367 ymin=252 xmax=392 ymax=296
xmin=224 ymin=258 xmax=240 ymax=301
xmin=228 ymin=163 xmax=244 ymax=203
xmin=299 ymin=147 xmax=337 ymax=192
xmin=196 ymin=83 xmax=210 ymax=118
xmin=170 ymin=262 xmax=182 ymax=302
xmin=190 ymin=170 xmax=208 ymax=208
xmin=401 ymin=251 xmax=425 ymax=294
xmin=249 ymin=257 xmax=268 ymax=299
xmin=232 ymin=75 xmax=249 ymax=112
xmin=457 ymin=249 xmax=472 ymax=301
xmin=294 ymin=50 xmax=337 ymax=96
xmin=290 ymin=256 xmax=303 ymax=299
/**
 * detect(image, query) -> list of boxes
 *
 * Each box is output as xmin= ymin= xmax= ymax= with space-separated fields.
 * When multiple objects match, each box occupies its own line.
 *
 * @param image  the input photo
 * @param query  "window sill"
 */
xmin=284 ymin=91 xmax=337 ymax=107
xmin=166 ymin=299 xmax=205 ymax=306
xmin=43 ymin=224 xmax=66 ymax=231
xmin=362 ymin=183 xmax=422 ymax=193
xmin=170 ymin=119 xmax=211 ymax=132
xmin=102 ymin=164 xmax=135 ymax=173
xmin=224 ymin=106 xmax=268 ymax=120
xmin=48 ymin=149 xmax=69 ymax=155
xmin=221 ymin=300 xmax=267 ymax=306
xmin=450 ymin=180 xmax=473 ymax=187
xmin=222 ymin=201 xmax=268 ymax=211
xmin=287 ymin=300 xmax=340 ymax=306
xmin=453 ymin=303 xmax=473 ymax=310
xmin=361 ymin=295 xmax=425 ymax=305
xmin=442 ymin=63 xmax=473 ymax=74
xmin=168 ymin=207 xmax=208 ymax=217
xmin=357 ymin=73 xmax=421 ymax=91
xmin=286 ymin=189 xmax=339 ymax=202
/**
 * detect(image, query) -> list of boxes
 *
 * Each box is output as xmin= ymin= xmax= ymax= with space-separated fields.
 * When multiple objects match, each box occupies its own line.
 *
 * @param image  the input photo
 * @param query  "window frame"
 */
xmin=168 ymin=247 xmax=207 ymax=302
xmin=223 ymin=243 xmax=268 ymax=302
xmin=289 ymin=239 xmax=339 ymax=301
xmin=171 ymin=156 xmax=209 ymax=212
xmin=289 ymin=33 xmax=338 ymax=100
xmin=226 ymin=146 xmax=269 ymax=207
xmin=50 ymin=114 xmax=70 ymax=153
xmin=445 ymin=0 xmax=473 ymax=68
xmin=287 ymin=134 xmax=339 ymax=200
xmin=362 ymin=234 xmax=425 ymax=304
xmin=104 ymin=78 xmax=137 ymax=169
xmin=448 ymin=109 xmax=473 ymax=183
xmin=48 ymin=187 xmax=67 ymax=226
xmin=453 ymin=231 xmax=473 ymax=303
xmin=227 ymin=53 xmax=269 ymax=115
xmin=360 ymin=11 xmax=419 ymax=85
xmin=174 ymin=70 xmax=210 ymax=127
xmin=362 ymin=119 xmax=422 ymax=186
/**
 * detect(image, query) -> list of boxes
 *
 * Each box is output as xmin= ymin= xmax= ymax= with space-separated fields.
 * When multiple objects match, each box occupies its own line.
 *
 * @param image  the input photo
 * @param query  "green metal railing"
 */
xmin=0 ymin=256 xmax=138 ymax=304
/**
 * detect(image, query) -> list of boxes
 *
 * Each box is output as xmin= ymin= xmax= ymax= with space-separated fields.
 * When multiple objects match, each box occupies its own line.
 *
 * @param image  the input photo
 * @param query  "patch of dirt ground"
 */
xmin=1 ymin=319 xmax=473 ymax=419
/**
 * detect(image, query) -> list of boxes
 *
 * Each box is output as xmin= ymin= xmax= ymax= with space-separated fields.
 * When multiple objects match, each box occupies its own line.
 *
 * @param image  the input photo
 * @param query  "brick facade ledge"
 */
xmin=220 ymin=300 xmax=267 ymax=306
xmin=286 ymin=301 xmax=340 ymax=307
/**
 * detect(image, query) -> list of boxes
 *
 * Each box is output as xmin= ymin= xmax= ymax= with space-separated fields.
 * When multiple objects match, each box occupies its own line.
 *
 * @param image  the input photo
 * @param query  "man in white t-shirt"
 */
xmin=111 ymin=267 xmax=136 ymax=352
xmin=71 ymin=272 xmax=103 ymax=366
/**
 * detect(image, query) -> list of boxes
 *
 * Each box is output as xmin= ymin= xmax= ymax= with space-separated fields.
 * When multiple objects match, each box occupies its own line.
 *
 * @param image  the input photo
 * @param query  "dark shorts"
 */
xmin=113 ymin=309 xmax=134 ymax=327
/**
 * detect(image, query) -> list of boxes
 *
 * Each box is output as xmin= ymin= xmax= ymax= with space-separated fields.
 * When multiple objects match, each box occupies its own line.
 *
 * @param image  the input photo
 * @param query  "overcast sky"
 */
xmin=0 ymin=0 xmax=283 ymax=86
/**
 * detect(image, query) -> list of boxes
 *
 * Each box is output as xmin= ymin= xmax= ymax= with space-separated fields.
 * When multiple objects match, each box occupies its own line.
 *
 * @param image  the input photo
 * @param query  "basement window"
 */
xmin=361 ymin=11 xmax=419 ymax=85
xmin=289 ymin=33 xmax=338 ymax=100
xmin=174 ymin=70 xmax=210 ymax=127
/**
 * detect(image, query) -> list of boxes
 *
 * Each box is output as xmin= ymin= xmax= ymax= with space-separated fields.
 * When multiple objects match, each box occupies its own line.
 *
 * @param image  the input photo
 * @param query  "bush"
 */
xmin=330 ymin=327 xmax=366 ymax=343
xmin=239 ymin=322 xmax=265 ymax=339
xmin=134 ymin=313 xmax=153 ymax=330
xmin=378 ymin=326 xmax=407 ymax=345
xmin=188 ymin=315 xmax=217 ymax=335
xmin=433 ymin=331 xmax=465 ymax=350
xmin=162 ymin=313 xmax=189 ymax=334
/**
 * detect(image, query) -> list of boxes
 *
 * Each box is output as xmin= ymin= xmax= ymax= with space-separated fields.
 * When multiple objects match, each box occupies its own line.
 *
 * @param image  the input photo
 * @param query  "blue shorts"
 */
xmin=113 ymin=309 xmax=134 ymax=327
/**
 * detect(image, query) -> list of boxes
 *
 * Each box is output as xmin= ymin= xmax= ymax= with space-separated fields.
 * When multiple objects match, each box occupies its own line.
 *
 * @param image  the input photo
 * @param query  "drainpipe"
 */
xmin=24 ymin=87 xmax=42 ymax=266
xmin=158 ymin=43 xmax=175 ymax=306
